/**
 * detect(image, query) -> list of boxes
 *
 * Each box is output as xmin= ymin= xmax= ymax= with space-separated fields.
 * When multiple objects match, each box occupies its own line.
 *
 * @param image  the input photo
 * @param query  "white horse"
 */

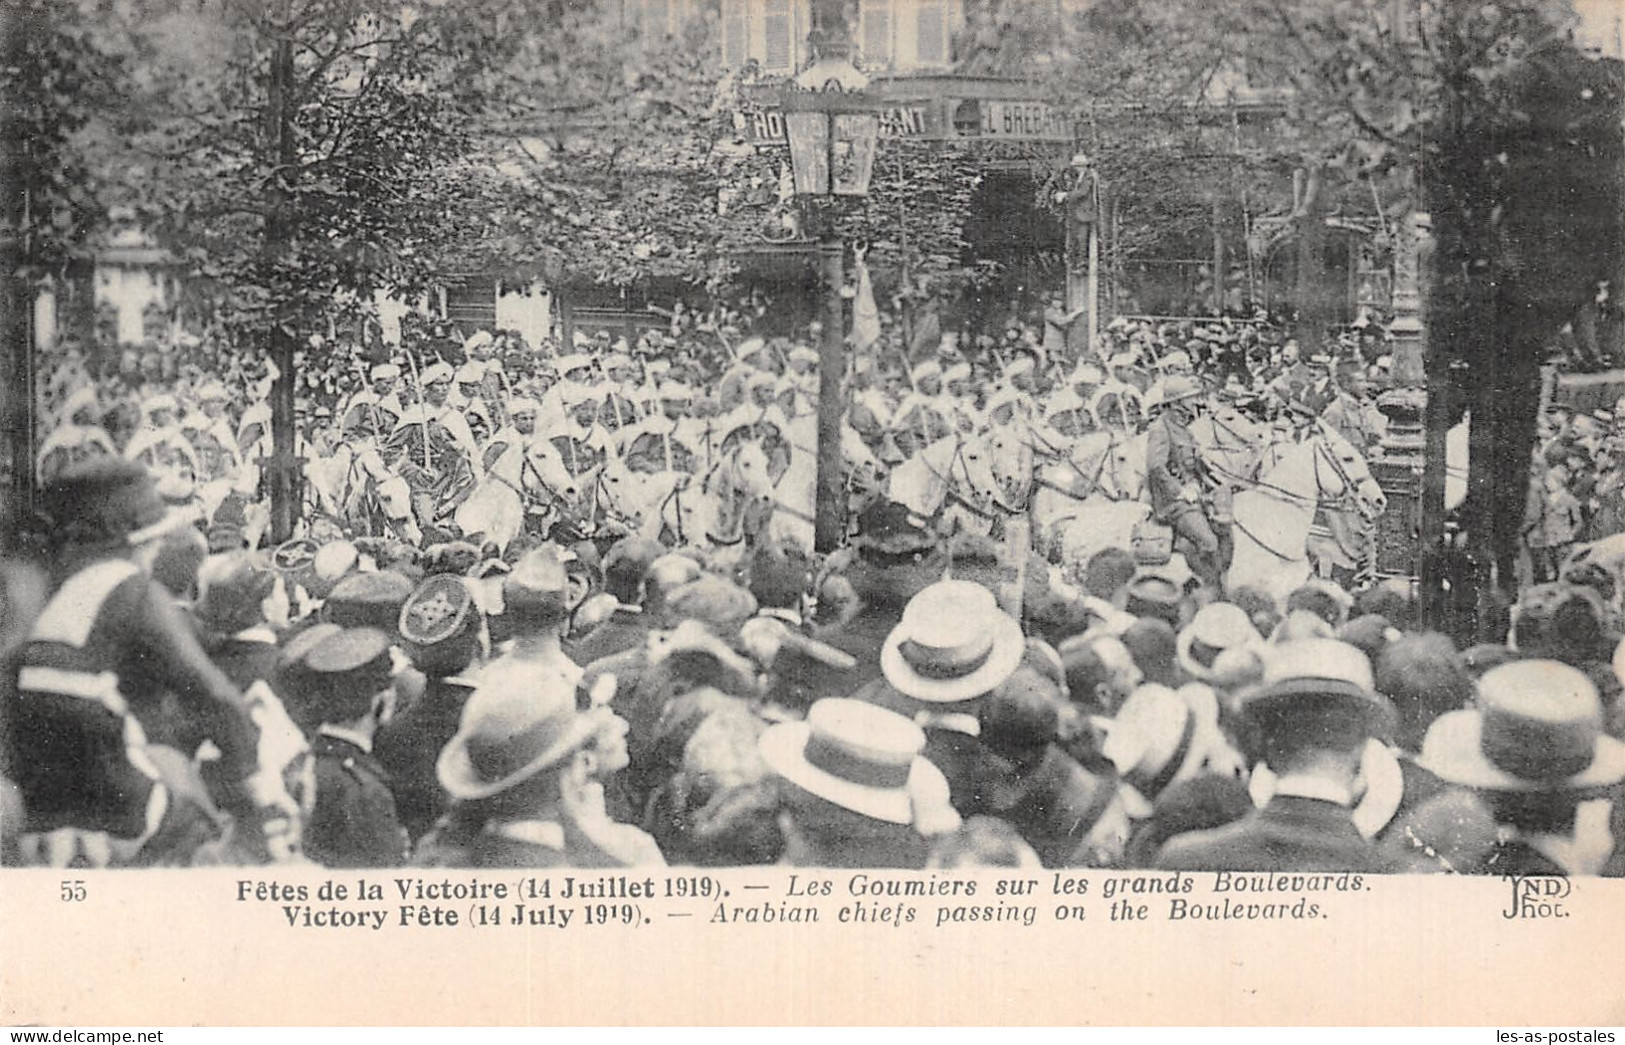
xmin=1029 ymin=431 xmax=1152 ymax=568
xmin=1227 ymin=428 xmax=1387 ymax=606
xmin=454 ymin=442 xmax=578 ymax=553
xmin=767 ymin=425 xmax=886 ymax=552
xmin=886 ymin=432 xmax=1009 ymax=537
xmin=661 ymin=440 xmax=777 ymax=561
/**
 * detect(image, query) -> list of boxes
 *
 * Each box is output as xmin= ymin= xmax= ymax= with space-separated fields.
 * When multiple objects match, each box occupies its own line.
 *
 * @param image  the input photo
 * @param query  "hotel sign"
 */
xmin=735 ymin=89 xmax=1073 ymax=145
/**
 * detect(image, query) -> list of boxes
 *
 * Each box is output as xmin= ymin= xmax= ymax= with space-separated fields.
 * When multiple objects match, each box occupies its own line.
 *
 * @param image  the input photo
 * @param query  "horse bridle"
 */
xmin=519 ymin=451 xmax=572 ymax=511
xmin=1229 ymin=435 xmax=1371 ymax=561
xmin=919 ymin=436 xmax=1004 ymax=522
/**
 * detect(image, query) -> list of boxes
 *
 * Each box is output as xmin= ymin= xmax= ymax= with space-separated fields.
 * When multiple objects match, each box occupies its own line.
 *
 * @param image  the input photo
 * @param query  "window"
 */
xmin=763 ymin=0 xmax=794 ymax=72
xmin=915 ymin=0 xmax=947 ymax=66
xmin=445 ymin=281 xmax=496 ymax=330
xmin=861 ymin=0 xmax=893 ymax=68
xmin=722 ymin=0 xmax=747 ymax=68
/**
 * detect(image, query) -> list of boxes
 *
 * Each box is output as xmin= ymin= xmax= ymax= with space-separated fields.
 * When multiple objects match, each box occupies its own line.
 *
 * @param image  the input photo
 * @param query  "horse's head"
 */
xmin=591 ymin=458 xmax=645 ymax=527
xmin=712 ymin=439 xmax=776 ymax=528
xmin=523 ymin=444 xmax=579 ymax=506
xmin=950 ymin=434 xmax=1007 ymax=515
xmin=1314 ymin=429 xmax=1387 ymax=521
xmin=985 ymin=427 xmax=1034 ymax=510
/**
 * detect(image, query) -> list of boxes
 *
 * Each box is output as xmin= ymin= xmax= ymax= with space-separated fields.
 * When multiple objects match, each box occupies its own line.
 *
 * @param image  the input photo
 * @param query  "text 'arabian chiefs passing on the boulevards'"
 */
xmin=220 ymin=870 xmax=1558 ymax=935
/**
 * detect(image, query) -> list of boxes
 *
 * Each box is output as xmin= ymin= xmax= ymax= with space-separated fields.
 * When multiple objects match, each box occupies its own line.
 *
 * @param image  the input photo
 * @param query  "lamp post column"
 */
xmin=815 ymin=235 xmax=846 ymax=553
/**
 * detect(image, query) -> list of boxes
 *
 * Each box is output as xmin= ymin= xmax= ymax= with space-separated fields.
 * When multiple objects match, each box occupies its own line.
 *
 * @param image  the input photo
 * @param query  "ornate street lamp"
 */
xmin=779 ymin=42 xmax=881 ymax=552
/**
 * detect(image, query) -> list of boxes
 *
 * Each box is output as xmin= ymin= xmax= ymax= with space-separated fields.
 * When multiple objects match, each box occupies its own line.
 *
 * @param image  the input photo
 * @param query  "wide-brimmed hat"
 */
xmin=438 ymin=682 xmax=601 ymax=801
xmin=1124 ymin=574 xmax=1182 ymax=624
xmin=1161 ymin=375 xmax=1202 ymax=403
xmin=1242 ymin=638 xmax=1395 ymax=732
xmin=881 ymin=579 xmax=1024 ymax=704
xmin=759 ymin=698 xmax=951 ymax=827
xmin=1176 ymin=602 xmax=1261 ymax=682
xmin=665 ymin=577 xmax=758 ymax=636
xmin=1418 ymin=660 xmax=1625 ymax=795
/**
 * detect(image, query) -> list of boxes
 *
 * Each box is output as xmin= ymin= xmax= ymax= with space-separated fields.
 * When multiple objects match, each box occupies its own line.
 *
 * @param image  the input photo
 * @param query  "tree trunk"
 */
xmin=266 ymin=27 xmax=301 ymax=543
xmin=0 ymin=22 xmax=32 ymax=550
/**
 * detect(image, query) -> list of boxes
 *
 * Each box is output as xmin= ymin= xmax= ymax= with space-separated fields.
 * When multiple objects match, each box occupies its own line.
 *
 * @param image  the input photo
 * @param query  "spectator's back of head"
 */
xmin=1512 ymin=582 xmax=1607 ymax=665
xmin=1122 ymin=617 xmax=1180 ymax=687
xmin=1083 ymin=547 xmax=1136 ymax=605
xmin=1229 ymin=585 xmax=1280 ymax=639
xmin=1375 ymin=632 xmax=1475 ymax=752
xmin=1286 ymin=581 xmax=1350 ymax=629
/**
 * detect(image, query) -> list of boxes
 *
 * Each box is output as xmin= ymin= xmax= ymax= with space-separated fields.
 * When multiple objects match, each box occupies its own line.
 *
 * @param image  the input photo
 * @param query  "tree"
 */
xmin=0 ymin=0 xmax=128 ymax=537
xmin=91 ymin=0 xmax=512 ymax=538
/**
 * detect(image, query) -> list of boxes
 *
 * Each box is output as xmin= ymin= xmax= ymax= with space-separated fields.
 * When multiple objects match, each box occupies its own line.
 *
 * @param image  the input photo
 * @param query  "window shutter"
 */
xmin=721 ymin=0 xmax=747 ymax=68
xmin=763 ymin=0 xmax=793 ymax=72
xmin=915 ymin=0 xmax=946 ymax=66
xmin=860 ymin=0 xmax=891 ymax=67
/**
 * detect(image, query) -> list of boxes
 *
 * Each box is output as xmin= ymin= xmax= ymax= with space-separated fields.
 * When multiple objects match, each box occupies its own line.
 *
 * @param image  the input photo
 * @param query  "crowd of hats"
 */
xmin=15 ymin=304 xmax=1625 ymax=872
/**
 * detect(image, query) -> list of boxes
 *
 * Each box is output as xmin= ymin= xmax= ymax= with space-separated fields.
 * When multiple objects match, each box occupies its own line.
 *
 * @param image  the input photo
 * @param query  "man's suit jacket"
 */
xmin=1154 ymin=794 xmax=1397 ymax=873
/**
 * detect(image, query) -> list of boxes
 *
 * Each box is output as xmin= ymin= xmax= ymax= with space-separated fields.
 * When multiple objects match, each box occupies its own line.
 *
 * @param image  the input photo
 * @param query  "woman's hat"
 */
xmin=438 ymin=681 xmax=601 ymax=801
xmin=1418 ymin=660 xmax=1625 ymax=795
xmin=758 ymin=698 xmax=951 ymax=827
xmin=1176 ymin=602 xmax=1261 ymax=682
xmin=881 ymin=580 xmax=1025 ymax=704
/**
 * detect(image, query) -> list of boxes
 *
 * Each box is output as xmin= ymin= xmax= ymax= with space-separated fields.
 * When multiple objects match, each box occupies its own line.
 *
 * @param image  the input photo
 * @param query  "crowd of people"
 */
xmin=4 ymin=307 xmax=1624 ymax=874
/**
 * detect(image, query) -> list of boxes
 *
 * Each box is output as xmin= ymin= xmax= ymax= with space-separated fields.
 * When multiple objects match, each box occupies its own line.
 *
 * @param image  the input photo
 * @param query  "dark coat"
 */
xmin=986 ymin=744 xmax=1119 ymax=868
xmin=1154 ymin=794 xmax=1398 ymax=873
xmin=920 ymin=723 xmax=1008 ymax=820
xmin=568 ymin=609 xmax=655 ymax=668
xmin=1144 ymin=410 xmax=1205 ymax=523
xmin=374 ymin=676 xmax=476 ymax=842
xmin=768 ymin=606 xmax=899 ymax=713
xmin=303 ymin=733 xmax=408 ymax=868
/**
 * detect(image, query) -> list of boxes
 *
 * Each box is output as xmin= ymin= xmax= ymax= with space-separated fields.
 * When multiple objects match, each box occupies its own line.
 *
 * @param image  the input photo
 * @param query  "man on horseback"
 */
xmin=1319 ymin=358 xmax=1386 ymax=459
xmin=1145 ymin=374 xmax=1222 ymax=591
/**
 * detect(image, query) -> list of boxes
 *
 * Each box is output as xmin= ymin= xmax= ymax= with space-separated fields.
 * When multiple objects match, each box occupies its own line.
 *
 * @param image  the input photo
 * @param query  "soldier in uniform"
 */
xmin=342 ymin=363 xmax=404 ymax=438
xmin=377 ymin=575 xmax=486 ymax=842
xmin=1145 ymin=374 xmax=1221 ymax=591
xmin=8 ymin=459 xmax=294 ymax=866
xmin=419 ymin=361 xmax=483 ymax=473
xmin=1319 ymin=358 xmax=1387 ymax=458
xmin=299 ymin=627 xmax=409 ymax=867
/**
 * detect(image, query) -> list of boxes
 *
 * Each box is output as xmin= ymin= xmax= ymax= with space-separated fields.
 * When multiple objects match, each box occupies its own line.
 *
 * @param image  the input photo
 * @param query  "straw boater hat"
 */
xmin=1176 ymin=602 xmax=1262 ymax=683
xmin=438 ymin=680 xmax=600 ymax=801
xmin=881 ymin=579 xmax=1025 ymax=704
xmin=758 ymin=698 xmax=952 ymax=826
xmin=1102 ymin=682 xmax=1228 ymax=812
xmin=1418 ymin=660 xmax=1625 ymax=796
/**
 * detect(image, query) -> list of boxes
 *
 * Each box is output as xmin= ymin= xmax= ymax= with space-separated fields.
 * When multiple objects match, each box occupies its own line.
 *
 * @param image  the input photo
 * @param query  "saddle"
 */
xmin=1131 ymin=519 xmax=1175 ymax=566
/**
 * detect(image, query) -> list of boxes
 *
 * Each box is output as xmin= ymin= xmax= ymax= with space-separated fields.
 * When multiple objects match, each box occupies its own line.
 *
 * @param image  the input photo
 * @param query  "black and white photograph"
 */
xmin=2 ymin=0 xmax=1624 ymax=1026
